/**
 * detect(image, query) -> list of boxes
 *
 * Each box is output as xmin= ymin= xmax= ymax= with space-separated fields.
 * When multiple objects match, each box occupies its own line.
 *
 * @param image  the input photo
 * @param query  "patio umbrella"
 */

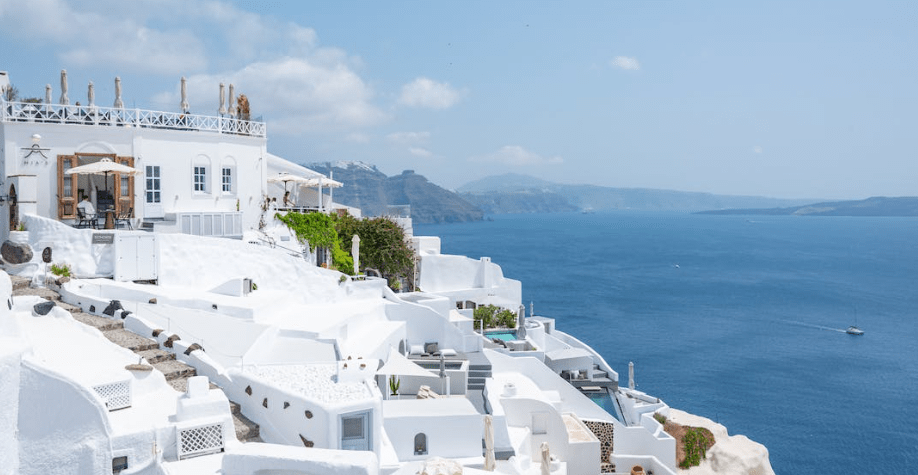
xmin=45 ymin=84 xmax=52 ymax=105
xmin=219 ymin=82 xmax=226 ymax=115
xmin=351 ymin=234 xmax=360 ymax=275
xmin=267 ymin=172 xmax=311 ymax=194
xmin=65 ymin=158 xmax=142 ymax=196
xmin=484 ymin=415 xmax=496 ymax=471
xmin=60 ymin=69 xmax=69 ymax=105
xmin=540 ymin=442 xmax=551 ymax=475
xmin=228 ymin=83 xmax=236 ymax=117
xmin=114 ymin=77 xmax=123 ymax=108
xmin=180 ymin=76 xmax=189 ymax=112
xmin=87 ymin=81 xmax=95 ymax=108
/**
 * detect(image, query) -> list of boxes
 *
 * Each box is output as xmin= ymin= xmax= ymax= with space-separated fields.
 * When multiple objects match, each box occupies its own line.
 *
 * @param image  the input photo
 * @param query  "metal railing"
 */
xmin=0 ymin=99 xmax=266 ymax=137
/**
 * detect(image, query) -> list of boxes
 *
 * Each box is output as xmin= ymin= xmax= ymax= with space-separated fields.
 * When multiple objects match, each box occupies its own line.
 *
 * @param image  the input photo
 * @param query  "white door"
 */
xmin=340 ymin=411 xmax=370 ymax=451
xmin=144 ymin=165 xmax=164 ymax=218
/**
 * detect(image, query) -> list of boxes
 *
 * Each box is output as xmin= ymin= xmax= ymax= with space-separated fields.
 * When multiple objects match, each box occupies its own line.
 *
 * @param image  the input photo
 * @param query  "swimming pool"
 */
xmin=484 ymin=330 xmax=518 ymax=342
xmin=583 ymin=389 xmax=621 ymax=421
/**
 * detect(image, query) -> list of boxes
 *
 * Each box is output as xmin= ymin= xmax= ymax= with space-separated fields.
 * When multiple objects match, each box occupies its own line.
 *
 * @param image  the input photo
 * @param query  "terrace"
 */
xmin=1 ymin=98 xmax=266 ymax=137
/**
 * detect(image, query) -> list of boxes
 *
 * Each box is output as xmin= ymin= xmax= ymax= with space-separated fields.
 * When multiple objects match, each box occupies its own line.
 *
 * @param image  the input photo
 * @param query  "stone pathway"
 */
xmin=11 ymin=276 xmax=261 ymax=443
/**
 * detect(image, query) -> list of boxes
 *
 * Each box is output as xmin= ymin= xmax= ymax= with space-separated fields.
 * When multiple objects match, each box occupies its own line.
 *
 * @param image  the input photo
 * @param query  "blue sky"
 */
xmin=1 ymin=0 xmax=916 ymax=199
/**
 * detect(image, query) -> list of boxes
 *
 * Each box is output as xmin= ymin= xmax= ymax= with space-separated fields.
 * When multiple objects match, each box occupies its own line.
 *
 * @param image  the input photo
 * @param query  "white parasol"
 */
xmin=114 ymin=77 xmax=124 ymax=109
xmin=540 ymin=442 xmax=551 ymax=475
xmin=87 ymin=81 xmax=95 ymax=109
xmin=219 ymin=82 xmax=226 ymax=115
xmin=60 ymin=69 xmax=69 ymax=105
xmin=65 ymin=158 xmax=142 ymax=195
xmin=180 ymin=76 xmax=189 ymax=112
xmin=351 ymin=234 xmax=360 ymax=275
xmin=267 ymin=172 xmax=312 ymax=194
xmin=45 ymin=84 xmax=52 ymax=105
xmin=484 ymin=415 xmax=496 ymax=471
xmin=228 ymin=83 xmax=236 ymax=117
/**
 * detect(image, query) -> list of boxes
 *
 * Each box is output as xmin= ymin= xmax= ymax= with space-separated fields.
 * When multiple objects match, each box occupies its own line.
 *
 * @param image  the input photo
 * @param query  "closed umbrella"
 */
xmin=60 ymin=69 xmax=69 ymax=105
xmin=87 ymin=81 xmax=95 ymax=109
xmin=351 ymin=234 xmax=360 ymax=275
xmin=228 ymin=83 xmax=236 ymax=117
xmin=45 ymin=84 xmax=52 ymax=105
xmin=180 ymin=76 xmax=189 ymax=112
xmin=218 ymin=83 xmax=226 ymax=115
xmin=484 ymin=415 xmax=496 ymax=471
xmin=540 ymin=442 xmax=551 ymax=475
xmin=114 ymin=77 xmax=124 ymax=108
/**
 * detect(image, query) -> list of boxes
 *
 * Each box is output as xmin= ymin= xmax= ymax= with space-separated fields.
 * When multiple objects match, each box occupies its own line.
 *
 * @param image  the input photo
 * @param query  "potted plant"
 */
xmin=388 ymin=375 xmax=400 ymax=397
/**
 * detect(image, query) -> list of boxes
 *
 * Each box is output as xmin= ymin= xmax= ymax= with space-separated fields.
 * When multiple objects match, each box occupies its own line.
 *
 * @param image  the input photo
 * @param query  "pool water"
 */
xmin=485 ymin=330 xmax=518 ymax=342
xmin=583 ymin=390 xmax=621 ymax=421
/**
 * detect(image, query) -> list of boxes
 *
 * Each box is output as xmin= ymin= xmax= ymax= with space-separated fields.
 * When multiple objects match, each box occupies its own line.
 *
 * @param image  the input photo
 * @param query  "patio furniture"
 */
xmin=76 ymin=208 xmax=97 ymax=229
xmin=116 ymin=207 xmax=133 ymax=229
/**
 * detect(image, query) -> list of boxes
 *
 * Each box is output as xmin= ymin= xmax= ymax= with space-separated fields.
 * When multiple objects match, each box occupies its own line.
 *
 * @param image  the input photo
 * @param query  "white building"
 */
xmin=0 ymin=71 xmax=342 ymax=242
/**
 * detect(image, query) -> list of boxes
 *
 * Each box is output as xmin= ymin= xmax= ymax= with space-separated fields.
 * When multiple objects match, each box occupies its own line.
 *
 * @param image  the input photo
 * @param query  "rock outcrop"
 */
xmin=1 ymin=240 xmax=33 ymax=264
xmin=668 ymin=409 xmax=774 ymax=475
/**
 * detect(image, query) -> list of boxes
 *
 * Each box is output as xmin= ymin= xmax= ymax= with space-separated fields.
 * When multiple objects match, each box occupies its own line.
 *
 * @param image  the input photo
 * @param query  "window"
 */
xmin=414 ymin=433 xmax=427 ymax=456
xmin=340 ymin=411 xmax=370 ymax=451
xmin=194 ymin=166 xmax=207 ymax=192
xmin=532 ymin=412 xmax=548 ymax=435
xmin=222 ymin=167 xmax=233 ymax=193
xmin=146 ymin=166 xmax=161 ymax=203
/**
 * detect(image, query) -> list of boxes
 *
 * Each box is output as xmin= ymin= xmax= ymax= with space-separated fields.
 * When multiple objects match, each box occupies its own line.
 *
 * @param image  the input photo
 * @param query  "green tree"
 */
xmin=336 ymin=214 xmax=415 ymax=290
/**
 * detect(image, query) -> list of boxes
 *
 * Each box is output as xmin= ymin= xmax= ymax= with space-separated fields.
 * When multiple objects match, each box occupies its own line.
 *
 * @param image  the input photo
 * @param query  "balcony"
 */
xmin=1 ymin=99 xmax=266 ymax=137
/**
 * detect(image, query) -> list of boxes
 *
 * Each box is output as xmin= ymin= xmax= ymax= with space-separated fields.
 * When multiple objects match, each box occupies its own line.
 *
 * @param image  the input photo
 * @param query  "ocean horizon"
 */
xmin=415 ymin=210 xmax=918 ymax=474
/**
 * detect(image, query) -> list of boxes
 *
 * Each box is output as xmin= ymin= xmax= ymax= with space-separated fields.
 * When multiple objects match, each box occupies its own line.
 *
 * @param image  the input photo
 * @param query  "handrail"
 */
xmin=0 ymin=99 xmax=266 ymax=137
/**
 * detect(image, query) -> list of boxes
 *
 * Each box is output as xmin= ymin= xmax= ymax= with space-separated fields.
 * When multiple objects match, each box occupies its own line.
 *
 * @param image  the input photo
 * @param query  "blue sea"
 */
xmin=415 ymin=211 xmax=918 ymax=474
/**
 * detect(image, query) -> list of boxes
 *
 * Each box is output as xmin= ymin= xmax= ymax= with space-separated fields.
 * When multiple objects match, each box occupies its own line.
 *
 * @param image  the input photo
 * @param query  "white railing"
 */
xmin=0 ymin=99 xmax=266 ymax=137
xmin=177 ymin=420 xmax=225 ymax=459
xmin=92 ymin=379 xmax=132 ymax=411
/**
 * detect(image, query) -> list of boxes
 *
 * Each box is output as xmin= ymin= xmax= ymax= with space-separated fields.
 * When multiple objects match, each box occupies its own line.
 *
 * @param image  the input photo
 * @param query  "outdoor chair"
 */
xmin=116 ymin=207 xmax=134 ymax=230
xmin=76 ymin=208 xmax=97 ymax=229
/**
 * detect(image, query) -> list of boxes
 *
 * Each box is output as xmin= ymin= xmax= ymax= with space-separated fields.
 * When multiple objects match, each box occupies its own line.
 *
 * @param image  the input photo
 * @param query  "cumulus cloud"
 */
xmin=398 ymin=77 xmax=462 ymax=109
xmin=610 ymin=56 xmax=641 ymax=71
xmin=386 ymin=131 xmax=431 ymax=144
xmin=470 ymin=146 xmax=563 ymax=166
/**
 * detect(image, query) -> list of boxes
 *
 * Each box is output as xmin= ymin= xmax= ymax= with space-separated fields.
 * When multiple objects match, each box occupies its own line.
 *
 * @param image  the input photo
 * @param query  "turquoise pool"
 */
xmin=583 ymin=389 xmax=621 ymax=421
xmin=485 ymin=330 xmax=518 ymax=342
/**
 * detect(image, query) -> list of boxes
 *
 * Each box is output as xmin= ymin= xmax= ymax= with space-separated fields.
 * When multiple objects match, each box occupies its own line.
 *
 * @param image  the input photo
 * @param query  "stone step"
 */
xmin=10 ymin=276 xmax=30 ymax=291
xmin=73 ymin=312 xmax=124 ymax=332
xmin=12 ymin=287 xmax=61 ymax=300
xmin=229 ymin=401 xmax=241 ymax=415
xmin=57 ymin=302 xmax=82 ymax=314
xmin=136 ymin=348 xmax=175 ymax=364
xmin=168 ymin=377 xmax=218 ymax=393
xmin=232 ymin=411 xmax=261 ymax=442
xmin=103 ymin=328 xmax=159 ymax=351
xmin=154 ymin=359 xmax=197 ymax=381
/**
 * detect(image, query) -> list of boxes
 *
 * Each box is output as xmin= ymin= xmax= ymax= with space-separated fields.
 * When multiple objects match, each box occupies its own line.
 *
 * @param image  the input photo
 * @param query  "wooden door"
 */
xmin=58 ymin=155 xmax=78 ymax=219
xmin=114 ymin=156 xmax=135 ymax=216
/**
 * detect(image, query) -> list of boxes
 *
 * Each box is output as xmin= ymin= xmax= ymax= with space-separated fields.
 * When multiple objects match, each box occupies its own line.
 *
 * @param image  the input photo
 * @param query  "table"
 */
xmin=103 ymin=209 xmax=115 ymax=230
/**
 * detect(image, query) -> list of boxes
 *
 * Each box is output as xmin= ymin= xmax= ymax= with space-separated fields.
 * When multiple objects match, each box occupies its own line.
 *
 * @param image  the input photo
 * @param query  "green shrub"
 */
xmin=680 ymin=427 xmax=715 ymax=468
xmin=653 ymin=413 xmax=667 ymax=425
xmin=474 ymin=305 xmax=517 ymax=330
xmin=50 ymin=263 xmax=72 ymax=277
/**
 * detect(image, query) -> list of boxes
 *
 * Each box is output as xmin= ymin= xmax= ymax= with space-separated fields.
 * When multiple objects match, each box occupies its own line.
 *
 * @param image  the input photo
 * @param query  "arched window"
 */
xmin=414 ymin=433 xmax=427 ymax=456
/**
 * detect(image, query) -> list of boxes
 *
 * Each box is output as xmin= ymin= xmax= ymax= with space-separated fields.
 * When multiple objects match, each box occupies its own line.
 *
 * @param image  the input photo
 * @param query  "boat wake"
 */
xmin=778 ymin=319 xmax=847 ymax=333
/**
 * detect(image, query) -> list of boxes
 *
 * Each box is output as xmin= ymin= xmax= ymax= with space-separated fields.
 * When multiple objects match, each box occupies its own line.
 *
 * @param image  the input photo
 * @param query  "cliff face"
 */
xmin=667 ymin=409 xmax=775 ymax=475
xmin=306 ymin=162 xmax=484 ymax=224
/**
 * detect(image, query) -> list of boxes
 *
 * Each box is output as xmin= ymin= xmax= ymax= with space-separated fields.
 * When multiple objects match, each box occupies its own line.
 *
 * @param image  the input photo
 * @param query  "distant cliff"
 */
xmin=459 ymin=173 xmax=813 ymax=213
xmin=696 ymin=196 xmax=918 ymax=217
xmin=306 ymin=162 xmax=484 ymax=224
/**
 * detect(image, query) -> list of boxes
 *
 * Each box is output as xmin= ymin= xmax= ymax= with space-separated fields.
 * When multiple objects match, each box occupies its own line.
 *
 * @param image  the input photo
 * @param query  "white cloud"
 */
xmin=753 ymin=145 xmax=763 ymax=154
xmin=386 ymin=131 xmax=430 ymax=144
xmin=398 ymin=77 xmax=462 ymax=109
xmin=470 ymin=146 xmax=563 ymax=166
xmin=610 ymin=56 xmax=641 ymax=71
xmin=408 ymin=147 xmax=433 ymax=158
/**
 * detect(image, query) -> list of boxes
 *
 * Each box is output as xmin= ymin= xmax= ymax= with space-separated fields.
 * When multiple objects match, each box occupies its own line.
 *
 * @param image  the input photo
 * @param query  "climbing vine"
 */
xmin=335 ymin=214 xmax=415 ymax=289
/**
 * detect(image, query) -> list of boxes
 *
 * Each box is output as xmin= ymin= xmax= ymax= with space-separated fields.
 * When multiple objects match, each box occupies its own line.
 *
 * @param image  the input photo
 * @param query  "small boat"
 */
xmin=846 ymin=325 xmax=864 ymax=336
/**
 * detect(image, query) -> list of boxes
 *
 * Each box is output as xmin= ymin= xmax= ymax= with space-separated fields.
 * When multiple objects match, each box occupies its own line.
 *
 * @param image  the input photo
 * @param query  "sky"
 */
xmin=1 ymin=0 xmax=916 ymax=199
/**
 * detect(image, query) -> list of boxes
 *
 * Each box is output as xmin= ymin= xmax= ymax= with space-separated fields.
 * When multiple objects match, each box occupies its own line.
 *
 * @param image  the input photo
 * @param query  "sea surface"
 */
xmin=415 ymin=211 xmax=918 ymax=474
